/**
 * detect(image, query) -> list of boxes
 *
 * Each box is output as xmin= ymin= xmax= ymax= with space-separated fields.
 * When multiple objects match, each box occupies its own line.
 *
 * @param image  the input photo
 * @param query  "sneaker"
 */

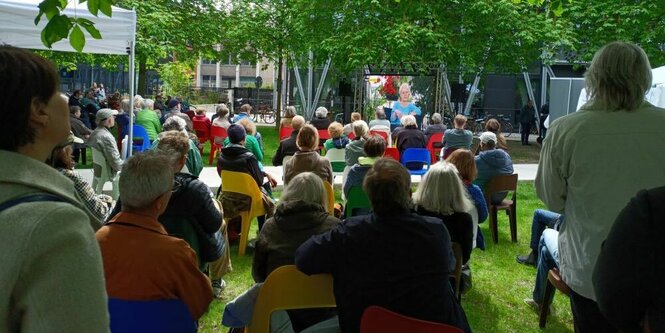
xmin=212 ymin=279 xmax=226 ymax=298
xmin=516 ymin=250 xmax=538 ymax=267
xmin=524 ymin=298 xmax=551 ymax=315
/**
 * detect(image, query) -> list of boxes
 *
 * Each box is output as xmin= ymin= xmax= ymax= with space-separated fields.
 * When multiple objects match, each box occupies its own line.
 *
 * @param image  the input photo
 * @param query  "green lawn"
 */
xmin=197 ymin=181 xmax=574 ymax=333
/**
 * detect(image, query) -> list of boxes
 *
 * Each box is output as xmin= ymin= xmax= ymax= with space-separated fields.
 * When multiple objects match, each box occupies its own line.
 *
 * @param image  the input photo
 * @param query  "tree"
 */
xmin=36 ymin=0 xmax=114 ymax=52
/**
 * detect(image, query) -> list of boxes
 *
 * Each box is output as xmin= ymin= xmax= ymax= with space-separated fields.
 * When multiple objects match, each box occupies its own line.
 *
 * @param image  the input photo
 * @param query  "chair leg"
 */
xmin=238 ymin=212 xmax=251 ymax=256
xmin=539 ymin=279 xmax=556 ymax=328
xmin=490 ymin=207 xmax=499 ymax=244
xmin=510 ymin=205 xmax=518 ymax=243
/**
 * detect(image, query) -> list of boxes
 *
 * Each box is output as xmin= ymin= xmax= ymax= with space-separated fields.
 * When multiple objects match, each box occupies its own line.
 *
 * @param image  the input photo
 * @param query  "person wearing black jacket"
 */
xmin=273 ymin=115 xmax=304 ymax=166
xmin=519 ymin=100 xmax=536 ymax=145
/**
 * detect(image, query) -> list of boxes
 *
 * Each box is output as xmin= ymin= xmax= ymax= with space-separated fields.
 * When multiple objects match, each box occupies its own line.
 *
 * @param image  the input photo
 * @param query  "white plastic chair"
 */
xmin=324 ymin=148 xmax=346 ymax=180
xmin=91 ymin=147 xmax=119 ymax=199
xmin=120 ymin=135 xmax=128 ymax=160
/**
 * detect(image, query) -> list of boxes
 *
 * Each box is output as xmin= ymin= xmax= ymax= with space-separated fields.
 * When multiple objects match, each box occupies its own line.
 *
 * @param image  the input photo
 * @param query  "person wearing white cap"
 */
xmin=473 ymin=131 xmax=513 ymax=204
xmin=88 ymin=108 xmax=123 ymax=177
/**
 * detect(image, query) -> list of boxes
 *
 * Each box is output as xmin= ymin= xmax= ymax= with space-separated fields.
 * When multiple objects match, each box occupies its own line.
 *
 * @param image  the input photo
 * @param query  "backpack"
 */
xmin=0 ymin=194 xmax=64 ymax=214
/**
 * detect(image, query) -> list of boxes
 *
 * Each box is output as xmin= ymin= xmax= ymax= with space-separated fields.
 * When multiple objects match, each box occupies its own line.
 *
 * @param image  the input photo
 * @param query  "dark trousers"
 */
xmin=569 ymin=289 xmax=618 ymax=332
xmin=520 ymin=122 xmax=532 ymax=144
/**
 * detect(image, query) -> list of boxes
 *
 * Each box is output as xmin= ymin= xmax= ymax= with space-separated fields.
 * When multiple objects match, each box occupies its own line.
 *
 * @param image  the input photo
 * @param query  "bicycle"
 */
xmin=252 ymin=103 xmax=276 ymax=124
xmin=496 ymin=114 xmax=514 ymax=137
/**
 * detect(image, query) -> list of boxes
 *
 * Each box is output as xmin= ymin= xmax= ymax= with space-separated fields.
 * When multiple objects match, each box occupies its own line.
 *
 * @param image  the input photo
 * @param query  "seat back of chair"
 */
xmin=483 ymin=174 xmax=518 ymax=204
xmin=345 ymin=186 xmax=372 ymax=218
xmin=325 ymin=148 xmax=346 ymax=173
xmin=220 ymin=170 xmax=265 ymax=216
xmin=317 ymin=129 xmax=331 ymax=150
xmin=132 ymin=125 xmax=151 ymax=152
xmin=120 ymin=135 xmax=128 ymax=160
xmin=427 ymin=132 xmax=444 ymax=162
xmin=323 ymin=181 xmax=335 ymax=214
xmin=210 ymin=126 xmax=228 ymax=165
xmin=249 ymin=265 xmax=335 ymax=333
xmin=401 ymin=148 xmax=431 ymax=167
xmin=360 ymin=306 xmax=463 ymax=333
xmin=192 ymin=118 xmax=211 ymax=145
xmin=279 ymin=126 xmax=293 ymax=140
xmin=384 ymin=147 xmax=400 ymax=161
xmin=91 ymin=147 xmax=108 ymax=184
xmin=369 ymin=130 xmax=388 ymax=142
xmin=108 ymin=298 xmax=197 ymax=333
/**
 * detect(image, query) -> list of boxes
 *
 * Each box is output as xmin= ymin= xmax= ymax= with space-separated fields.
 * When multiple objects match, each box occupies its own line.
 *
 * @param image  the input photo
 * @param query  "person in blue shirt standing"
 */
xmin=390 ymin=83 xmax=421 ymax=125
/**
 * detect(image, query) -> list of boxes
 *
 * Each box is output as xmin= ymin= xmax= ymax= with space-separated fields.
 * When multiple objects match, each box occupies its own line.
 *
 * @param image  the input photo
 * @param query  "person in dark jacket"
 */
xmin=253 ymin=172 xmax=341 ymax=331
xmin=296 ymin=158 xmax=471 ymax=333
xmin=413 ymin=162 xmax=474 ymax=264
xmin=273 ymin=115 xmax=305 ymax=166
xmin=519 ymin=100 xmax=536 ymax=145
xmin=392 ymin=115 xmax=427 ymax=155
xmin=474 ymin=131 xmax=513 ymax=204
xmin=424 ymin=112 xmax=447 ymax=142
xmin=310 ymin=107 xmax=331 ymax=130
xmin=593 ymin=186 xmax=665 ymax=333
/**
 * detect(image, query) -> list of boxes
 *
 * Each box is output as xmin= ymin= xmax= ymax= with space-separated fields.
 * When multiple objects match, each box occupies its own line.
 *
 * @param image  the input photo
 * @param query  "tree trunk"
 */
xmin=275 ymin=54 xmax=283 ymax=133
xmin=138 ymin=58 xmax=147 ymax=97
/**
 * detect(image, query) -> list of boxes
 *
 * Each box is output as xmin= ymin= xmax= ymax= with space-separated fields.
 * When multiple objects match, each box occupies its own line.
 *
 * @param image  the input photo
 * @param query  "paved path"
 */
xmin=77 ymin=163 xmax=538 ymax=194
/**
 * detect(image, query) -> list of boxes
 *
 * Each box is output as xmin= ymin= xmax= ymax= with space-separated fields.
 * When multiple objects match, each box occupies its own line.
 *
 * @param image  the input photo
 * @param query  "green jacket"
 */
xmin=0 ymin=150 xmax=109 ymax=332
xmin=223 ymin=134 xmax=264 ymax=163
xmin=135 ymin=109 xmax=162 ymax=141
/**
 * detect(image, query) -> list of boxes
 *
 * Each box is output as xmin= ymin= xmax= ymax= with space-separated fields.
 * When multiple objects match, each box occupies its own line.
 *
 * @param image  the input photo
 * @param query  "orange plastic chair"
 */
xmin=323 ymin=181 xmax=335 ymax=214
xmin=279 ymin=126 xmax=293 ymax=140
xmin=426 ymin=132 xmax=444 ymax=163
xmin=384 ymin=147 xmax=400 ymax=161
xmin=360 ymin=306 xmax=464 ymax=333
xmin=248 ymin=265 xmax=335 ymax=333
xmin=210 ymin=126 xmax=227 ymax=165
xmin=192 ymin=119 xmax=210 ymax=155
xmin=220 ymin=170 xmax=266 ymax=256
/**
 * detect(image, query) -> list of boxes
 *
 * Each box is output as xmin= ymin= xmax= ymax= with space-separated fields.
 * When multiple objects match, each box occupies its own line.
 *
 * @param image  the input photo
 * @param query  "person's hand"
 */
xmin=265 ymin=172 xmax=278 ymax=188
xmin=394 ymin=110 xmax=403 ymax=118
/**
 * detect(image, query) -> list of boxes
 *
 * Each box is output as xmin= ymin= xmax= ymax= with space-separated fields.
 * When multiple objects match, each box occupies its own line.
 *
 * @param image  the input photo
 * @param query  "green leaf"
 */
xmin=69 ymin=24 xmax=85 ymax=52
xmin=99 ymin=0 xmax=113 ymax=17
xmin=87 ymin=0 xmax=100 ymax=16
xmin=77 ymin=18 xmax=102 ymax=39
xmin=41 ymin=14 xmax=72 ymax=48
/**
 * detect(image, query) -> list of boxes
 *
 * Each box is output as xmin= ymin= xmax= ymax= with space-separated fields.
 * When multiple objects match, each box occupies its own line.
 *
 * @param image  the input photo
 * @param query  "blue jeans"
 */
xmin=532 ymin=229 xmax=559 ymax=304
xmin=529 ymin=209 xmax=561 ymax=251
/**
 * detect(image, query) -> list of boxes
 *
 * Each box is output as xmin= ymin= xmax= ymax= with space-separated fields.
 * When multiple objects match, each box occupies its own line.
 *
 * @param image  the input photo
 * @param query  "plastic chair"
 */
xmin=360 ymin=306 xmax=464 ymax=333
xmin=120 ymin=135 xmax=128 ymax=160
xmin=249 ymin=265 xmax=335 ymax=333
xmin=369 ymin=130 xmax=388 ymax=142
xmin=347 ymin=132 xmax=356 ymax=140
xmin=539 ymin=268 xmax=571 ymax=328
xmin=325 ymin=148 xmax=346 ymax=179
xmin=400 ymin=148 xmax=431 ymax=176
xmin=131 ymin=125 xmax=151 ymax=153
xmin=323 ymin=181 xmax=335 ymax=214
xmin=483 ymin=173 xmax=518 ymax=244
xmin=108 ymin=298 xmax=196 ymax=333
xmin=279 ymin=126 xmax=293 ymax=140
xmin=426 ymin=132 xmax=444 ymax=163
xmin=192 ymin=118 xmax=211 ymax=155
xmin=221 ymin=170 xmax=266 ymax=256
xmin=450 ymin=242 xmax=463 ymax=301
xmin=317 ymin=129 xmax=331 ymax=150
xmin=210 ymin=126 xmax=228 ymax=165
xmin=91 ymin=147 xmax=119 ymax=199
xmin=384 ymin=147 xmax=400 ymax=161
xmin=345 ymin=186 xmax=371 ymax=218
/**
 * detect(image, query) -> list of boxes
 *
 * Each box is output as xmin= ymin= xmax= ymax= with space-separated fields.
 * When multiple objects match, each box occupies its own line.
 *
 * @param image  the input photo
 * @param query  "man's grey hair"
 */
xmin=413 ymin=162 xmax=473 ymax=215
xmin=162 ymin=115 xmax=187 ymax=134
xmin=375 ymin=107 xmax=386 ymax=120
xmin=352 ymin=120 xmax=369 ymax=139
xmin=430 ymin=113 xmax=442 ymax=124
xmin=401 ymin=115 xmax=417 ymax=127
xmin=119 ymin=152 xmax=174 ymax=210
xmin=142 ymin=98 xmax=155 ymax=110
xmin=280 ymin=172 xmax=327 ymax=209
xmin=284 ymin=106 xmax=296 ymax=118
xmin=363 ymin=158 xmax=412 ymax=215
xmin=120 ymin=98 xmax=131 ymax=113
xmin=585 ymin=41 xmax=652 ymax=111
xmin=315 ymin=106 xmax=328 ymax=118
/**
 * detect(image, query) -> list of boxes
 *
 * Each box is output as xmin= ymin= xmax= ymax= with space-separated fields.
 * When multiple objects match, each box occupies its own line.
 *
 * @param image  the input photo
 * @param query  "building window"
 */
xmin=202 ymin=75 xmax=216 ymax=87
xmin=201 ymin=59 xmax=216 ymax=65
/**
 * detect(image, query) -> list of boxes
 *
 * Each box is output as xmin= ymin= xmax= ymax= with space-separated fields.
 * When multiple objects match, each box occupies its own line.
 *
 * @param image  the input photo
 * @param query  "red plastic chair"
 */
xmin=347 ymin=132 xmax=356 ymax=140
xmin=360 ymin=306 xmax=464 ymax=333
xmin=192 ymin=118 xmax=211 ymax=155
xmin=427 ymin=132 xmax=444 ymax=163
xmin=279 ymin=126 xmax=293 ymax=140
xmin=209 ymin=126 xmax=227 ymax=165
xmin=369 ymin=130 xmax=388 ymax=142
xmin=317 ymin=129 xmax=331 ymax=151
xmin=384 ymin=147 xmax=400 ymax=161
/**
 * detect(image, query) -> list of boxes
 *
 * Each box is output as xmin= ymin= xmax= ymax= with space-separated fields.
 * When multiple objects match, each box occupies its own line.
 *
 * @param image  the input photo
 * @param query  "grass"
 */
xmin=197 ymin=181 xmax=574 ymax=333
xmin=504 ymin=139 xmax=541 ymax=164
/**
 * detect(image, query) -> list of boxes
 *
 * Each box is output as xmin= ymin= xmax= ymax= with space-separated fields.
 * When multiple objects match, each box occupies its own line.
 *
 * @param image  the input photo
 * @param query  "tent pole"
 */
xmin=128 ymin=20 xmax=136 ymax=158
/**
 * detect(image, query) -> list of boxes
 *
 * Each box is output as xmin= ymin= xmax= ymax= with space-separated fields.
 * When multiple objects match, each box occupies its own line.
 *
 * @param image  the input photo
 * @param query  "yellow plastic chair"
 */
xmin=323 ymin=181 xmax=335 ymax=214
xmin=248 ymin=265 xmax=335 ymax=333
xmin=221 ymin=170 xmax=266 ymax=256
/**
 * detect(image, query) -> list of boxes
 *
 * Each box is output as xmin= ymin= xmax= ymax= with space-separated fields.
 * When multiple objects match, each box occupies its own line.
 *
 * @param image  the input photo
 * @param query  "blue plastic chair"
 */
xmin=108 ymin=298 xmax=197 ymax=333
xmin=400 ymin=148 xmax=431 ymax=176
xmin=132 ymin=125 xmax=151 ymax=153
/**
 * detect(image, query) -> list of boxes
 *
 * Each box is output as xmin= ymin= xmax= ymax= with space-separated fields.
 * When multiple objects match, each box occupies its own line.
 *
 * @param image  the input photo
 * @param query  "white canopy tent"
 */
xmin=576 ymin=65 xmax=665 ymax=110
xmin=0 ymin=0 xmax=138 ymax=154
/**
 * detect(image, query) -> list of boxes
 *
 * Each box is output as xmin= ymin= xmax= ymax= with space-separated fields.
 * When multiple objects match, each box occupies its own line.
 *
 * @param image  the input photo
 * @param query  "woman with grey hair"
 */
xmin=135 ymin=98 xmax=161 ymax=141
xmin=424 ymin=112 xmax=447 ymax=141
xmin=392 ymin=114 xmax=427 ymax=157
xmin=212 ymin=104 xmax=232 ymax=129
xmin=369 ymin=106 xmax=391 ymax=130
xmin=310 ymin=106 xmax=331 ymax=130
xmin=536 ymin=41 xmax=665 ymax=332
xmin=414 ymin=162 xmax=474 ymax=263
xmin=152 ymin=115 xmax=203 ymax=176
xmin=252 ymin=172 xmax=340 ymax=331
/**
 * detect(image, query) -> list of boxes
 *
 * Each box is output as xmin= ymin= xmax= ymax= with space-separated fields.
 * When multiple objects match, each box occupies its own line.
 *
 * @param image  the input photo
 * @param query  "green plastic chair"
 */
xmin=159 ymin=217 xmax=205 ymax=271
xmin=344 ymin=186 xmax=372 ymax=218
